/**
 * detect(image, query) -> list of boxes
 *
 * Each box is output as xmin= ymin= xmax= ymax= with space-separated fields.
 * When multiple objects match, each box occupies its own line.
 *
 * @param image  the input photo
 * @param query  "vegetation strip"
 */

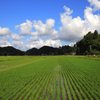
xmin=0 ymin=56 xmax=100 ymax=100
xmin=0 ymin=59 xmax=44 ymax=72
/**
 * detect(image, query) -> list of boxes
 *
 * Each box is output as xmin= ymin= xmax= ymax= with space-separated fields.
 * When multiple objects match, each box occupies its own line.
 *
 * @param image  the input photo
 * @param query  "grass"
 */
xmin=0 ymin=55 xmax=100 ymax=100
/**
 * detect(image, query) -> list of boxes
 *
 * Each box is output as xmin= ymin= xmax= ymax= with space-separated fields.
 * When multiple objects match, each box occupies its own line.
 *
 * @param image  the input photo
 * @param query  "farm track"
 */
xmin=0 ymin=56 xmax=100 ymax=100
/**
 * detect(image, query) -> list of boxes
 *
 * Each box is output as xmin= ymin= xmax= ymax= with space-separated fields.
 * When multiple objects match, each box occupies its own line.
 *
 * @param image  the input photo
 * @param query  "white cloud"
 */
xmin=29 ymin=36 xmax=39 ymax=41
xmin=26 ymin=39 xmax=44 ymax=49
xmin=84 ymin=6 xmax=100 ymax=30
xmin=11 ymin=41 xmax=24 ymax=49
xmin=15 ymin=19 xmax=57 ymax=36
xmin=46 ymin=19 xmax=55 ymax=27
xmin=0 ymin=27 xmax=12 ymax=35
xmin=15 ymin=20 xmax=33 ymax=35
xmin=0 ymin=40 xmax=11 ymax=47
xmin=24 ymin=39 xmax=61 ymax=50
xmin=32 ymin=19 xmax=58 ymax=36
xmin=56 ymin=5 xmax=100 ymax=42
xmin=15 ymin=25 xmax=20 ymax=30
xmin=0 ymin=35 xmax=10 ymax=40
xmin=11 ymin=33 xmax=24 ymax=41
xmin=63 ymin=6 xmax=73 ymax=15
xmin=1 ymin=1 xmax=100 ymax=50
xmin=44 ymin=39 xmax=62 ymax=47
xmin=69 ymin=42 xmax=76 ymax=47
xmin=88 ymin=0 xmax=100 ymax=11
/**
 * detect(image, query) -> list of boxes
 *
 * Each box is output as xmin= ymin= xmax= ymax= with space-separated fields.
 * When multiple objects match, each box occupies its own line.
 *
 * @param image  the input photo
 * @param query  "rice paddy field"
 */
xmin=0 ymin=56 xmax=100 ymax=100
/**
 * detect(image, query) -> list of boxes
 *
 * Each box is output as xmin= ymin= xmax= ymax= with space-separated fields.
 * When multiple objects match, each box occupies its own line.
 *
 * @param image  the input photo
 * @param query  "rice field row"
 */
xmin=0 ymin=56 xmax=100 ymax=100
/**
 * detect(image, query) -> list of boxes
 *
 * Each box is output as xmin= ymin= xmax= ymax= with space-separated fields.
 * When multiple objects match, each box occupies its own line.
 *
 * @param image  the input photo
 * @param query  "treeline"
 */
xmin=25 ymin=46 xmax=76 ymax=55
xmin=0 ymin=30 xmax=100 ymax=55
xmin=76 ymin=30 xmax=100 ymax=55
xmin=0 ymin=46 xmax=24 ymax=56
xmin=0 ymin=45 xmax=76 ymax=56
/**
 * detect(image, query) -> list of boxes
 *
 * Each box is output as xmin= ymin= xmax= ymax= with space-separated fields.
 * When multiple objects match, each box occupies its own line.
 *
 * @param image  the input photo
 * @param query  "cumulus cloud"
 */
xmin=63 ymin=6 xmax=73 ymax=15
xmin=56 ymin=6 xmax=86 ymax=42
xmin=15 ymin=20 xmax=33 ymax=35
xmin=29 ymin=36 xmax=39 ymax=41
xmin=84 ymin=6 xmax=100 ymax=30
xmin=11 ymin=33 xmax=24 ymax=41
xmin=31 ymin=19 xmax=57 ymax=36
xmin=56 ymin=5 xmax=100 ymax=42
xmin=88 ymin=0 xmax=100 ymax=11
xmin=0 ymin=27 xmax=12 ymax=35
xmin=44 ymin=39 xmax=62 ymax=47
xmin=11 ymin=41 xmax=24 ymax=49
xmin=69 ymin=42 xmax=76 ymax=47
xmin=15 ymin=25 xmax=20 ymax=30
xmin=24 ymin=38 xmax=61 ymax=50
xmin=15 ymin=19 xmax=57 ymax=36
xmin=26 ymin=39 xmax=44 ymax=49
xmin=0 ymin=40 xmax=11 ymax=47
xmin=1 ymin=0 xmax=100 ymax=50
xmin=0 ymin=35 xmax=10 ymax=40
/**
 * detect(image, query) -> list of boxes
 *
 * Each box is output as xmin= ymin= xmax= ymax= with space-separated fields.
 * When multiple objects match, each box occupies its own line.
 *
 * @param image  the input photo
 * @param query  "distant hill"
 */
xmin=25 ymin=46 xmax=58 ymax=55
xmin=25 ymin=45 xmax=76 ymax=55
xmin=38 ymin=46 xmax=58 ymax=55
xmin=0 ymin=45 xmax=76 ymax=56
xmin=0 ymin=46 xmax=24 ymax=56
xmin=25 ymin=48 xmax=38 ymax=55
xmin=1 ymin=30 xmax=100 ymax=56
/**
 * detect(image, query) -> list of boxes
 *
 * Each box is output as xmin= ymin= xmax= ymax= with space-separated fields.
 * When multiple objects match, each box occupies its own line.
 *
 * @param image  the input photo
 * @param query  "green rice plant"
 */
xmin=70 ymin=66 xmax=98 ymax=100
xmin=71 ymin=74 xmax=93 ymax=99
xmin=35 ymin=73 xmax=53 ymax=100
xmin=63 ymin=71 xmax=77 ymax=100
xmin=79 ymin=79 xmax=98 ymax=100
xmin=68 ymin=72 xmax=87 ymax=100
xmin=59 ymin=56 xmax=100 ymax=99
xmin=60 ymin=72 xmax=65 ymax=100
xmin=29 ymin=73 xmax=50 ymax=100
xmin=39 ymin=73 xmax=53 ymax=100
xmin=18 ymin=72 xmax=46 ymax=100
xmin=66 ymin=71 xmax=82 ymax=100
xmin=0 ymin=56 xmax=100 ymax=100
xmin=13 ymin=68 xmax=47 ymax=100
xmin=62 ymin=72 xmax=71 ymax=100
xmin=51 ymin=74 xmax=56 ymax=100
xmin=47 ymin=75 xmax=54 ymax=100
xmin=57 ymin=77 xmax=60 ymax=100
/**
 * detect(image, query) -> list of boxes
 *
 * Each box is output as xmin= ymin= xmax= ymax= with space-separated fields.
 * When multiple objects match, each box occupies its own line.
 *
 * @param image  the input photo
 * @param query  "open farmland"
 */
xmin=0 ymin=56 xmax=100 ymax=100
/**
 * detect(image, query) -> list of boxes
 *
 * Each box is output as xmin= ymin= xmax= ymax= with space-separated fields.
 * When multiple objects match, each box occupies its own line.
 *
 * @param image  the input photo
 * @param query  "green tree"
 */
xmin=76 ymin=30 xmax=100 ymax=55
xmin=93 ymin=30 xmax=98 ymax=39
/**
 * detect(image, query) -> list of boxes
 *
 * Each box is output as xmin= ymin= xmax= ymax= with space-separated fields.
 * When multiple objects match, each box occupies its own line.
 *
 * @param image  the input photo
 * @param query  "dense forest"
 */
xmin=25 ymin=45 xmax=76 ymax=55
xmin=0 ymin=45 xmax=76 ymax=56
xmin=0 ymin=46 xmax=24 ymax=56
xmin=76 ymin=30 xmax=100 ymax=55
xmin=0 ymin=30 xmax=100 ymax=55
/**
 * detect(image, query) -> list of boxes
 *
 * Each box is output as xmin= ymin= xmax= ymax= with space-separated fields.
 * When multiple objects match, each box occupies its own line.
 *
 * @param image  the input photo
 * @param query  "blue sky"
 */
xmin=0 ymin=0 xmax=100 ymax=50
